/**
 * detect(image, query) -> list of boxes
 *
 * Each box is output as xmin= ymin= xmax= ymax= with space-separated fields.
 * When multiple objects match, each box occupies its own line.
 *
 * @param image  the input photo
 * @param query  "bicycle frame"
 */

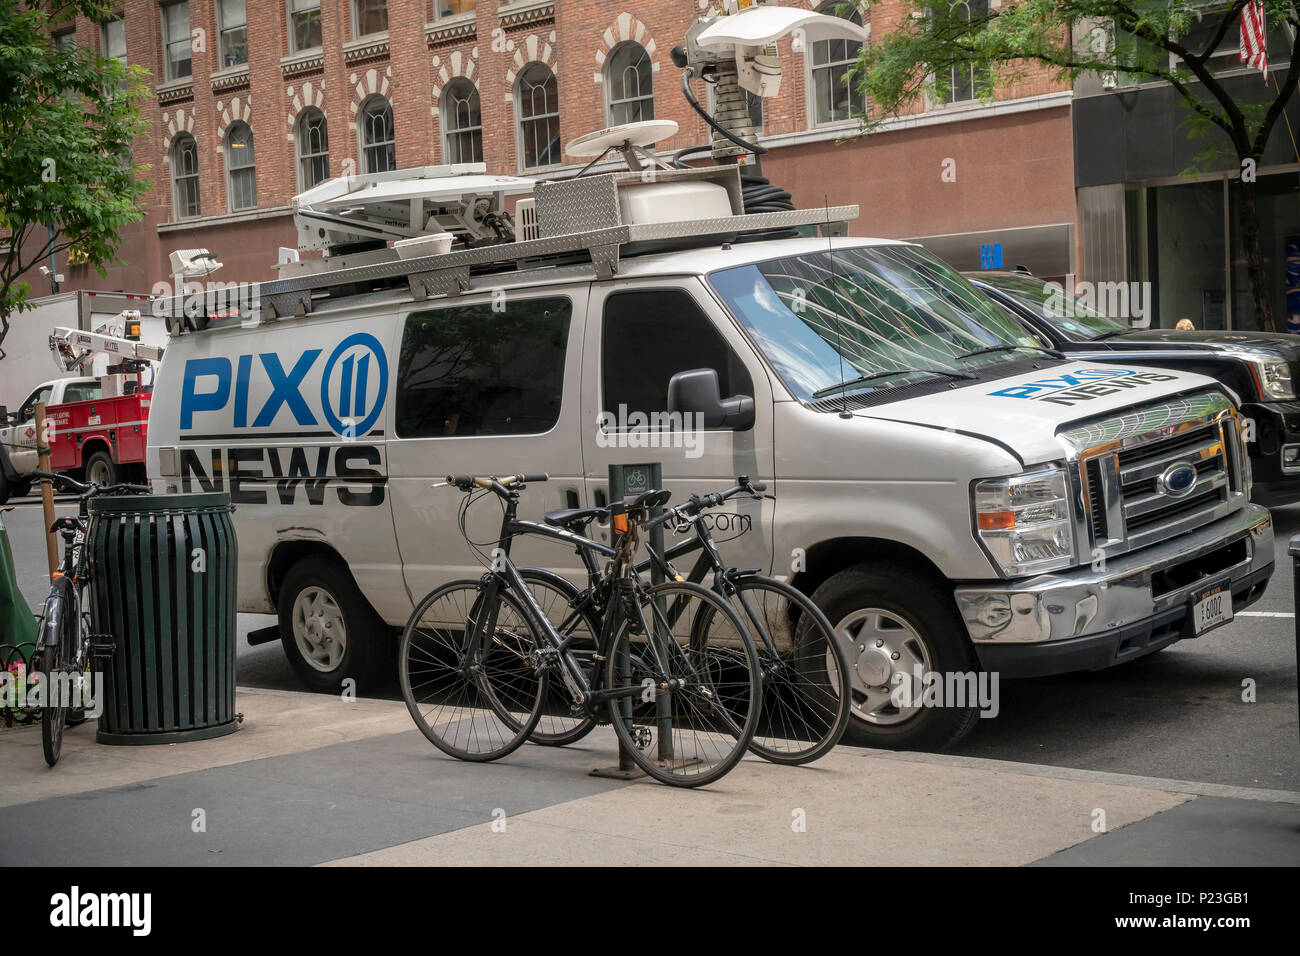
xmin=464 ymin=491 xmax=684 ymax=715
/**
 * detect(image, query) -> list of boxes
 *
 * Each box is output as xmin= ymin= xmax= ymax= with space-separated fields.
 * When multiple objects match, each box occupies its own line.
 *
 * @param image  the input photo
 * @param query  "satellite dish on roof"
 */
xmin=567 ymin=120 xmax=679 ymax=157
xmin=566 ymin=120 xmax=679 ymax=175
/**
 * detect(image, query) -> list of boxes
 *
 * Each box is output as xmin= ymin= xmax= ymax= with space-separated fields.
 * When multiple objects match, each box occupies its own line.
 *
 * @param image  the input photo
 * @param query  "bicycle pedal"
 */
xmin=89 ymin=635 xmax=116 ymax=660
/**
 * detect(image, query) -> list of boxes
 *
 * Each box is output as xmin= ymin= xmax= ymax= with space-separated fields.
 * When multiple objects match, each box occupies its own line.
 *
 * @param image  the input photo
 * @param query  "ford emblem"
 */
xmin=1157 ymin=461 xmax=1198 ymax=498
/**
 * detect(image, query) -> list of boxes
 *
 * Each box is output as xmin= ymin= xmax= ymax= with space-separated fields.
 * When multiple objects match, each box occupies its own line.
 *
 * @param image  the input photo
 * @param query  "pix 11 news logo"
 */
xmin=49 ymin=886 xmax=151 ymax=936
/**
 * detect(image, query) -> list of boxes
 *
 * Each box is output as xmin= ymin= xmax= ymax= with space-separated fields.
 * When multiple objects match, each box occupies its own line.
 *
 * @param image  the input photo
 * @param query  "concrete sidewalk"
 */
xmin=1 ymin=687 xmax=1297 ymax=866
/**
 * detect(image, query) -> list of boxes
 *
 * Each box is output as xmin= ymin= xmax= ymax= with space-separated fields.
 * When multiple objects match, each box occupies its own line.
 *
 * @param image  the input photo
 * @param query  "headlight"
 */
xmin=973 ymin=468 xmax=1074 ymax=576
xmin=1252 ymin=359 xmax=1295 ymax=400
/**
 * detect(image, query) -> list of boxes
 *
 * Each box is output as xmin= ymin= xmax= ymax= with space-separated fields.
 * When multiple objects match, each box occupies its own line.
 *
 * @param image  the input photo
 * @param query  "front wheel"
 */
xmin=812 ymin=563 xmax=982 ymax=751
xmin=722 ymin=575 xmax=852 ymax=765
xmin=39 ymin=580 xmax=77 ymax=767
xmin=606 ymin=580 xmax=761 ymax=788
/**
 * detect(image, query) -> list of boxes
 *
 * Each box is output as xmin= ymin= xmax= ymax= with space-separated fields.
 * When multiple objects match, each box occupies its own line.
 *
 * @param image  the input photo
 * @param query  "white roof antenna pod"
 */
xmin=169 ymin=248 xmax=224 ymax=278
xmin=291 ymin=163 xmax=535 ymax=255
xmin=696 ymin=4 xmax=869 ymax=98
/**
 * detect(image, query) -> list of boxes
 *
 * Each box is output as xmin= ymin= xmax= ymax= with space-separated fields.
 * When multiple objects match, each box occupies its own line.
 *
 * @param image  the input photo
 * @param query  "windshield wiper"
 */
xmin=957 ymin=344 xmax=1065 ymax=360
xmin=812 ymin=367 xmax=975 ymax=399
xmin=1090 ymin=329 xmax=1131 ymax=342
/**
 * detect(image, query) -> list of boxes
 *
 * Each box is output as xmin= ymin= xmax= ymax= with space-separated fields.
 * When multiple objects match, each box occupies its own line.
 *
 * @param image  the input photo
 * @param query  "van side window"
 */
xmin=62 ymin=383 xmax=102 ymax=403
xmin=601 ymin=289 xmax=753 ymax=427
xmin=396 ymin=296 xmax=571 ymax=438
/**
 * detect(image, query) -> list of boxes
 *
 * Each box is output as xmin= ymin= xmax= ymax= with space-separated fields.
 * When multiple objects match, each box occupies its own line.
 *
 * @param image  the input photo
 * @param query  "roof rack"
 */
xmin=158 ymin=164 xmax=857 ymax=334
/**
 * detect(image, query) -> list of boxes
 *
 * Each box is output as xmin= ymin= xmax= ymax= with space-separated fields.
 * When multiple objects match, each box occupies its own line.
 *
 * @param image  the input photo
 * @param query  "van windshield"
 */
xmin=709 ymin=244 xmax=1046 ymax=403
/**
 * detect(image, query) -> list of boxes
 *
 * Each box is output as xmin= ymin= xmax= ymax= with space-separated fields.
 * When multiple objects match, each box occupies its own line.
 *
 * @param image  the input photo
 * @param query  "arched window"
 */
xmin=170 ymin=133 xmax=200 ymax=219
xmin=359 ymin=95 xmax=395 ymax=173
xmin=941 ymin=0 xmax=991 ymax=104
xmin=296 ymin=108 xmax=329 ymax=190
xmin=809 ymin=2 xmax=865 ymax=125
xmin=225 ymin=121 xmax=256 ymax=211
xmin=443 ymin=78 xmax=482 ymax=164
xmin=516 ymin=62 xmax=559 ymax=170
xmin=605 ymin=42 xmax=653 ymax=126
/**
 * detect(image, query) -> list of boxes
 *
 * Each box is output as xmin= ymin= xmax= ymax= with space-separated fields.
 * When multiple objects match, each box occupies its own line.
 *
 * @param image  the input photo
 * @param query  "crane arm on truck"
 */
xmin=48 ymin=316 xmax=165 ymax=374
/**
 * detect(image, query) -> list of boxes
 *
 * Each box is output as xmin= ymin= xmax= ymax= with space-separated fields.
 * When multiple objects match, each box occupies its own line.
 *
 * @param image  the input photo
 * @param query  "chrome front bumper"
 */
xmin=955 ymin=503 xmax=1273 ymax=662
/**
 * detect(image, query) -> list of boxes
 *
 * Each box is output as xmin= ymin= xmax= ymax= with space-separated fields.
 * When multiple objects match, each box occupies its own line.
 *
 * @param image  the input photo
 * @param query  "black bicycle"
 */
xmin=29 ymin=470 xmax=150 ymax=766
xmin=520 ymin=477 xmax=852 ymax=764
xmin=398 ymin=473 xmax=763 ymax=788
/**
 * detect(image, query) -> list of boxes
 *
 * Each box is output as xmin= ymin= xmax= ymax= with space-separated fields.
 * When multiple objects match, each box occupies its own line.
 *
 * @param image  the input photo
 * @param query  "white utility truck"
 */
xmin=145 ymin=4 xmax=1273 ymax=748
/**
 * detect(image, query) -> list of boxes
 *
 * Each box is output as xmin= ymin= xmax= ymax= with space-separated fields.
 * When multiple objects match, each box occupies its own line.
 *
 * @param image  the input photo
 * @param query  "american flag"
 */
xmin=1240 ymin=0 xmax=1269 ymax=80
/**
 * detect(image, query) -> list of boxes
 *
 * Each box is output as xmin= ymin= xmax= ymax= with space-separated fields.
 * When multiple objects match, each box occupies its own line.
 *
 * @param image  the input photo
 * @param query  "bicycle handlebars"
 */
xmin=30 ymin=470 xmax=151 ymax=498
xmin=441 ymin=473 xmax=550 ymax=494
xmin=642 ymin=476 xmax=767 ymax=531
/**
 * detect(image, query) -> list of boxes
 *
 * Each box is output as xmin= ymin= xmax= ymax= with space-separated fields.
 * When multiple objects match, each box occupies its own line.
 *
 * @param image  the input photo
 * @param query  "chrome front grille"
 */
xmin=1059 ymin=392 xmax=1246 ymax=558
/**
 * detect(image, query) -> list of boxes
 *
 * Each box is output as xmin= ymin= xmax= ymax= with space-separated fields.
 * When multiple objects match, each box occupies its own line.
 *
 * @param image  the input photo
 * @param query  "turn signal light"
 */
xmin=977 ymin=511 xmax=1015 ymax=531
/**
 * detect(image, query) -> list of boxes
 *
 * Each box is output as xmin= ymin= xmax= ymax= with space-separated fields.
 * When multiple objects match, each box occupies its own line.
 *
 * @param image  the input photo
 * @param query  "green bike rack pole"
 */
xmin=608 ymin=464 xmax=671 ymax=765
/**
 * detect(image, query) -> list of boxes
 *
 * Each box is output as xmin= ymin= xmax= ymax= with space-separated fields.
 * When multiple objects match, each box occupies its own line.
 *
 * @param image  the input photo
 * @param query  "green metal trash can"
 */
xmin=88 ymin=492 xmax=240 ymax=744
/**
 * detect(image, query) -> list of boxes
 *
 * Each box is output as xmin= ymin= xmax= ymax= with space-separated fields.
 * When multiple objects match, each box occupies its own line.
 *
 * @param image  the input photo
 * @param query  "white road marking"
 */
xmin=1237 ymin=611 xmax=1294 ymax=618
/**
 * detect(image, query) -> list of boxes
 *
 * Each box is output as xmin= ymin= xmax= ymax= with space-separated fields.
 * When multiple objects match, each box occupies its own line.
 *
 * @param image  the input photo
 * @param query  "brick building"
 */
xmin=40 ymin=0 xmax=1079 ymax=295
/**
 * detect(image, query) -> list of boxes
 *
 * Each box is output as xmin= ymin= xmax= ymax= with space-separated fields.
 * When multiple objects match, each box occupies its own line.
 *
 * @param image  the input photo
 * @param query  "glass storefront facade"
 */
xmin=1125 ymin=170 xmax=1300 ymax=331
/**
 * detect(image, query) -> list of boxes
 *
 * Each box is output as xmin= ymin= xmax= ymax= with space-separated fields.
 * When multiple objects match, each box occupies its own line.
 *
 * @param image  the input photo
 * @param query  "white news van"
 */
xmin=146 ymin=164 xmax=1274 ymax=749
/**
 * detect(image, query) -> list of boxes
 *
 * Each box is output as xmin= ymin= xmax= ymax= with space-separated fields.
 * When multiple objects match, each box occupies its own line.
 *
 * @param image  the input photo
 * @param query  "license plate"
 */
xmin=1191 ymin=581 xmax=1233 ymax=635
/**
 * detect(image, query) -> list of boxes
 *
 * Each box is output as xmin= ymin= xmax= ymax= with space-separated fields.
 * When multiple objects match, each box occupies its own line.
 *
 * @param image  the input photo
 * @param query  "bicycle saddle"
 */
xmin=624 ymin=489 xmax=671 ymax=512
xmin=543 ymin=507 xmax=605 ymax=531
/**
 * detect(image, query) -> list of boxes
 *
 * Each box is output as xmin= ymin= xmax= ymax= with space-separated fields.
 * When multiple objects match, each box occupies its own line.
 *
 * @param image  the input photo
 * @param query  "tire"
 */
xmin=812 ymin=563 xmax=982 ymax=751
xmin=606 ymin=580 xmax=761 ymax=788
xmin=12 ymin=479 xmax=31 ymax=499
xmin=84 ymin=450 xmax=118 ymax=487
xmin=0 ymin=470 xmax=10 ymax=505
xmin=518 ymin=569 xmax=602 ymax=746
xmin=277 ymin=555 xmax=391 ymax=694
xmin=39 ymin=579 xmax=77 ymax=767
xmin=399 ymin=580 xmax=545 ymax=762
xmin=722 ymin=575 xmax=852 ymax=765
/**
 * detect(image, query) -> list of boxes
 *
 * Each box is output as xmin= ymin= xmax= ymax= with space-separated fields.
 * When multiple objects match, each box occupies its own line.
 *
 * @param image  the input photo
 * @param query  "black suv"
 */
xmin=967 ymin=270 xmax=1300 ymax=506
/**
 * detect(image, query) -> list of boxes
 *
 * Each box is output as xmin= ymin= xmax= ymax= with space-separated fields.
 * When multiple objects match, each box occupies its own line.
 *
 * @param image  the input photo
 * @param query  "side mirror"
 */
xmin=668 ymin=368 xmax=755 ymax=430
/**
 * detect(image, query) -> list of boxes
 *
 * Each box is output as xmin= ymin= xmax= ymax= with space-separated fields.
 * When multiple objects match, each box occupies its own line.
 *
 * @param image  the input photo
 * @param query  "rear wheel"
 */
xmin=277 ymin=555 xmax=390 ymax=693
xmin=399 ymin=580 xmax=545 ymax=762
xmin=518 ymin=569 xmax=601 ymax=746
xmin=84 ymin=450 xmax=117 ymax=487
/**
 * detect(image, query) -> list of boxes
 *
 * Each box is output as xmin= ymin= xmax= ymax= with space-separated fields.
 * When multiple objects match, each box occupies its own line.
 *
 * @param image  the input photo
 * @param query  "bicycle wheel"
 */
xmin=399 ymin=580 xmax=545 ymax=762
xmin=721 ymin=576 xmax=852 ymax=765
xmin=39 ymin=581 xmax=75 ymax=767
xmin=518 ymin=569 xmax=602 ymax=746
xmin=605 ymin=580 xmax=761 ymax=788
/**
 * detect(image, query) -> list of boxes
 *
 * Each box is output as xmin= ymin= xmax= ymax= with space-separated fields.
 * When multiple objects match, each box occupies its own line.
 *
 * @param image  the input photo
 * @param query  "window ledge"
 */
xmin=344 ymin=32 xmax=390 ymax=65
xmin=498 ymin=0 xmax=554 ymax=29
xmin=426 ymin=13 xmax=477 ymax=48
xmin=210 ymin=64 xmax=250 ymax=92
xmin=158 ymin=205 xmax=291 ymax=233
xmin=281 ymin=48 xmax=325 ymax=77
xmin=156 ymin=77 xmax=194 ymax=104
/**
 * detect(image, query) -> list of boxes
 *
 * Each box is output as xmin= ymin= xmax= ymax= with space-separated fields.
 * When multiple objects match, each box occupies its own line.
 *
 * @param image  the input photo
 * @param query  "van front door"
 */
xmin=581 ymin=279 xmax=776 ymax=575
xmin=387 ymin=286 xmax=589 ymax=605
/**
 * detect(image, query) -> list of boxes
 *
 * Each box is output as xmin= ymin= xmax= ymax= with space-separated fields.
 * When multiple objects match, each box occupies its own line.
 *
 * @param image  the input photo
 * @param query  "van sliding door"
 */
xmin=387 ymin=285 xmax=589 ymax=605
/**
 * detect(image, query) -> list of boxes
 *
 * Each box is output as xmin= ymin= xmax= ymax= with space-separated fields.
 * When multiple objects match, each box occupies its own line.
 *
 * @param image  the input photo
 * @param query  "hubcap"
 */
xmin=87 ymin=459 xmax=111 ymax=485
xmin=292 ymin=587 xmax=346 ymax=673
xmin=834 ymin=608 xmax=933 ymax=726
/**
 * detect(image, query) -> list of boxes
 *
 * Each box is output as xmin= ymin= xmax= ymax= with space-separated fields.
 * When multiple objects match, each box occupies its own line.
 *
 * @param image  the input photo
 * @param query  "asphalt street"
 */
xmin=4 ymin=492 xmax=1297 ymax=791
